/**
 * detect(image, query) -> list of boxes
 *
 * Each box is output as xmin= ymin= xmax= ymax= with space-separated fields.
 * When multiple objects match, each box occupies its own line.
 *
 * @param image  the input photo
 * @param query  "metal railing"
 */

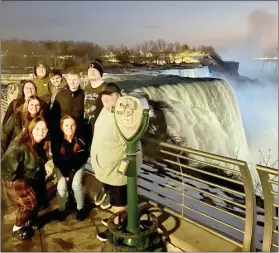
xmin=1 ymin=73 xmax=87 ymax=80
xmin=1 ymin=73 xmax=31 ymax=80
xmin=1 ymin=74 xmax=89 ymax=90
xmin=139 ymin=137 xmax=257 ymax=252
xmin=256 ymin=165 xmax=278 ymax=252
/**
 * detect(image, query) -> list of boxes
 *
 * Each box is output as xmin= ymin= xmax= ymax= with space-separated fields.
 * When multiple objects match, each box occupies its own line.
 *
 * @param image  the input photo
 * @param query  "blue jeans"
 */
xmin=56 ymin=168 xmax=84 ymax=211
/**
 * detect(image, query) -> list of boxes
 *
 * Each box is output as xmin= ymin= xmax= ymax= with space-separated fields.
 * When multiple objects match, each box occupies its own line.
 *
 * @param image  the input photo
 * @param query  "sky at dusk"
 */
xmin=0 ymin=1 xmax=278 ymax=56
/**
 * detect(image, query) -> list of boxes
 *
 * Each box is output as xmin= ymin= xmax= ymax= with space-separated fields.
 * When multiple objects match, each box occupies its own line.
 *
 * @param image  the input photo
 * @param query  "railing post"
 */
xmin=238 ymin=163 xmax=257 ymax=252
xmin=257 ymin=165 xmax=278 ymax=252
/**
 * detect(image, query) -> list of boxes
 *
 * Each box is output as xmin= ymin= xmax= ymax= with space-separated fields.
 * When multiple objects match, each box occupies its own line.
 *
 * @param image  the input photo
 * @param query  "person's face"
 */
xmin=50 ymin=75 xmax=62 ymax=87
xmin=32 ymin=121 xmax=48 ymax=143
xmin=61 ymin=118 xmax=76 ymax=138
xmin=23 ymin=82 xmax=36 ymax=98
xmin=28 ymin=99 xmax=41 ymax=116
xmin=101 ymin=92 xmax=120 ymax=110
xmin=67 ymin=74 xmax=80 ymax=91
xmin=88 ymin=68 xmax=101 ymax=81
xmin=36 ymin=64 xmax=47 ymax=78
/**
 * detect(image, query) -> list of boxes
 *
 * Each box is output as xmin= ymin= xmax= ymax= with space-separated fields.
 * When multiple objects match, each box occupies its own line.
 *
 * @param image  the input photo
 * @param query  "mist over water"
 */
xmin=217 ymin=8 xmax=278 ymax=169
xmin=226 ymin=75 xmax=278 ymax=170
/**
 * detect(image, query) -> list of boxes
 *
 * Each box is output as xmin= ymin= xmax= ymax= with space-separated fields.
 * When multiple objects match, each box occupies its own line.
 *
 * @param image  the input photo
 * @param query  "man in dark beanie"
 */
xmin=84 ymin=58 xmax=107 ymax=142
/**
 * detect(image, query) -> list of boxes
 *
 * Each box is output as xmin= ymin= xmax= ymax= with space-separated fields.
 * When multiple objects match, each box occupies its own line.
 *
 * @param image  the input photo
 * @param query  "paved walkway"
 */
xmin=1 ymin=173 xmax=242 ymax=252
xmin=1 ymin=189 xmax=114 ymax=252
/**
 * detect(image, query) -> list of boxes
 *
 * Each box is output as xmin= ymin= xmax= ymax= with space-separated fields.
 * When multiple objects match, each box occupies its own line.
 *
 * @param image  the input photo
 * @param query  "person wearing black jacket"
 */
xmin=52 ymin=116 xmax=89 ymax=222
xmin=49 ymin=70 xmax=85 ymax=141
xmin=1 ymin=116 xmax=50 ymax=240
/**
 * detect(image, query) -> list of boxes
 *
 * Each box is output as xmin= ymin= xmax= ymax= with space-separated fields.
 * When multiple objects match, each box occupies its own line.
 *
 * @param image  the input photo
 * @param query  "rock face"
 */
xmin=207 ymin=60 xmax=240 ymax=77
xmin=222 ymin=61 xmax=240 ymax=75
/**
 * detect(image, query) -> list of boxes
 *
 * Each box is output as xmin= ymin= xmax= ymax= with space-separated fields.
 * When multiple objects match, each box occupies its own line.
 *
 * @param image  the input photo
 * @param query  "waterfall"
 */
xmin=159 ymin=66 xmax=211 ymax=78
xmin=134 ymin=77 xmax=250 ymax=164
xmin=262 ymin=60 xmax=278 ymax=76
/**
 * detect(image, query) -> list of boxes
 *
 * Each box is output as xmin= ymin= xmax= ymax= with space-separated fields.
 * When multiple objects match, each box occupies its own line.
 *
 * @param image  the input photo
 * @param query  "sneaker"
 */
xmin=94 ymin=188 xmax=107 ymax=206
xmin=101 ymin=218 xmax=109 ymax=227
xmin=100 ymin=194 xmax=111 ymax=210
xmin=13 ymin=226 xmax=35 ymax=240
xmin=96 ymin=229 xmax=109 ymax=242
xmin=76 ymin=207 xmax=87 ymax=221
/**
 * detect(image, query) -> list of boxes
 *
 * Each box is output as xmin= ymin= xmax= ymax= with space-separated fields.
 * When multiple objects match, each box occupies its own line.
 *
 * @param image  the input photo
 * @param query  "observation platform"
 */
xmin=1 ymin=172 xmax=240 ymax=252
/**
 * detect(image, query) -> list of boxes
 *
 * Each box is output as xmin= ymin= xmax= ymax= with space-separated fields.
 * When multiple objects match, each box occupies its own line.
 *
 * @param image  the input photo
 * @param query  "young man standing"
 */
xmin=84 ymin=59 xmax=107 ymax=138
xmin=44 ymin=69 xmax=68 ymax=184
xmin=90 ymin=83 xmax=142 ymax=242
xmin=33 ymin=61 xmax=51 ymax=103
xmin=48 ymin=69 xmax=67 ymax=109
xmin=51 ymin=70 xmax=85 ymax=139
xmin=83 ymin=59 xmax=112 ymax=209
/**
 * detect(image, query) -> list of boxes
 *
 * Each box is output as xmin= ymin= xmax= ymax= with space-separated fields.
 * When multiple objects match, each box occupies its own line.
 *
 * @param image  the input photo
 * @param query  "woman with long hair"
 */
xmin=1 ymin=116 xmax=50 ymax=240
xmin=51 ymin=116 xmax=89 ymax=222
xmin=2 ymin=95 xmax=45 ymax=153
xmin=2 ymin=80 xmax=37 ymax=125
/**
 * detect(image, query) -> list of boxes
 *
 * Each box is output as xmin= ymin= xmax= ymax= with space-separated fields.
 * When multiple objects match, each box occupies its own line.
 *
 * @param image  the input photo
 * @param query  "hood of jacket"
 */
xmin=33 ymin=60 xmax=50 ymax=79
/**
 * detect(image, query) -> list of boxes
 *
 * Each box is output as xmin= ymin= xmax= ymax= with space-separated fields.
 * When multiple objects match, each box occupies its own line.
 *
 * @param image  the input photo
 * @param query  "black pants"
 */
xmin=31 ymin=172 xmax=48 ymax=208
xmin=103 ymin=183 xmax=127 ymax=207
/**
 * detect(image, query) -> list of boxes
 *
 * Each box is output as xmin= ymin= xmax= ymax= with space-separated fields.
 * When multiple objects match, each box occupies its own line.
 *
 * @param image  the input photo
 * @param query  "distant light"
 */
xmin=253 ymin=57 xmax=278 ymax=60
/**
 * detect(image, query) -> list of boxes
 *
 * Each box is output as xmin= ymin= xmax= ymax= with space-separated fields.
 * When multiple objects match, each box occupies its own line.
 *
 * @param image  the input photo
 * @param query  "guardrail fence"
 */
xmin=256 ymin=165 xmax=278 ymax=252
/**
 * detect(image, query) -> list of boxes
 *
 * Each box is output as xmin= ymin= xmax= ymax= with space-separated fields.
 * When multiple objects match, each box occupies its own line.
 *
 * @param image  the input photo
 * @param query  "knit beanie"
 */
xmin=88 ymin=58 xmax=103 ymax=77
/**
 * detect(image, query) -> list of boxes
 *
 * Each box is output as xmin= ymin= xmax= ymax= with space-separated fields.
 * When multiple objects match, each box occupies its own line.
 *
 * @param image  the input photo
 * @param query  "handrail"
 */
xmin=142 ymin=137 xmax=257 ymax=251
xmin=143 ymin=137 xmax=247 ymax=166
xmin=256 ymin=165 xmax=278 ymax=252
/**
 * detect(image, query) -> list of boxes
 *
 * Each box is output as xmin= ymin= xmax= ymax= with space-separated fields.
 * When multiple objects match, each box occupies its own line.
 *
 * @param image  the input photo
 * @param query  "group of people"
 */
xmin=1 ymin=59 xmax=142 ymax=242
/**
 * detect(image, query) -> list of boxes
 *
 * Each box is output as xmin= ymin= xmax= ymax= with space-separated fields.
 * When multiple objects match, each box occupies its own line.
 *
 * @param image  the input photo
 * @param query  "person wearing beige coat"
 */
xmin=90 ymin=83 xmax=142 ymax=242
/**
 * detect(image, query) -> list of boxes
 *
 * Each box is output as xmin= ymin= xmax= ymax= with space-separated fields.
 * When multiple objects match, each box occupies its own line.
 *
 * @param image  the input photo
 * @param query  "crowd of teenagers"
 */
xmin=1 ymin=59 xmax=143 ymax=242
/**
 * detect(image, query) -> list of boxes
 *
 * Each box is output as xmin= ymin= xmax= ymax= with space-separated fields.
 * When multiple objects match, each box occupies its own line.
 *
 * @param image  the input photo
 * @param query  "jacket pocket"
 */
xmin=95 ymin=152 xmax=119 ymax=170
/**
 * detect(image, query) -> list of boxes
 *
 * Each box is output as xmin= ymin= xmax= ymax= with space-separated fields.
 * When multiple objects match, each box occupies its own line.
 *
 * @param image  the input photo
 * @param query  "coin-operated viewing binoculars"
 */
xmin=107 ymin=94 xmax=163 ymax=252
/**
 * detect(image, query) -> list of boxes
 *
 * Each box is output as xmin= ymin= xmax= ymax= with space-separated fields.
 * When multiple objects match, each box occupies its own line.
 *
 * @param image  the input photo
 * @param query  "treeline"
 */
xmin=1 ymin=39 xmax=222 ymax=72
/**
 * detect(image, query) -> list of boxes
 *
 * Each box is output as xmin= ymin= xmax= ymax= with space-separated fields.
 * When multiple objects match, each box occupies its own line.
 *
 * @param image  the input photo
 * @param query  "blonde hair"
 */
xmin=60 ymin=116 xmax=81 ymax=154
xmin=67 ymin=70 xmax=81 ymax=77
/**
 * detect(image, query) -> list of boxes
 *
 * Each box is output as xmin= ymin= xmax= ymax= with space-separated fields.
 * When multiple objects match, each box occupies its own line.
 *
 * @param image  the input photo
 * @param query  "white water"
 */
xmin=139 ymin=65 xmax=278 ymax=183
xmin=261 ymin=61 xmax=278 ymax=75
xmin=135 ymin=78 xmax=251 ymax=170
xmin=160 ymin=66 xmax=212 ymax=78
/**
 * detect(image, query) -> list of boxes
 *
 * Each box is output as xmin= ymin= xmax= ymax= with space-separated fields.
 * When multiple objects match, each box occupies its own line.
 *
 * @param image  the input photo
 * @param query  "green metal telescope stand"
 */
xmin=107 ymin=99 xmax=163 ymax=252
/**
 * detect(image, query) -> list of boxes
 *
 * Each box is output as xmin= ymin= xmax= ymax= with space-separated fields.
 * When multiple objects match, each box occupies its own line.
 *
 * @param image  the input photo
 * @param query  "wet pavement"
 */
xmin=1 ymin=175 xmax=114 ymax=252
xmin=1 ymin=172 xmax=242 ymax=252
